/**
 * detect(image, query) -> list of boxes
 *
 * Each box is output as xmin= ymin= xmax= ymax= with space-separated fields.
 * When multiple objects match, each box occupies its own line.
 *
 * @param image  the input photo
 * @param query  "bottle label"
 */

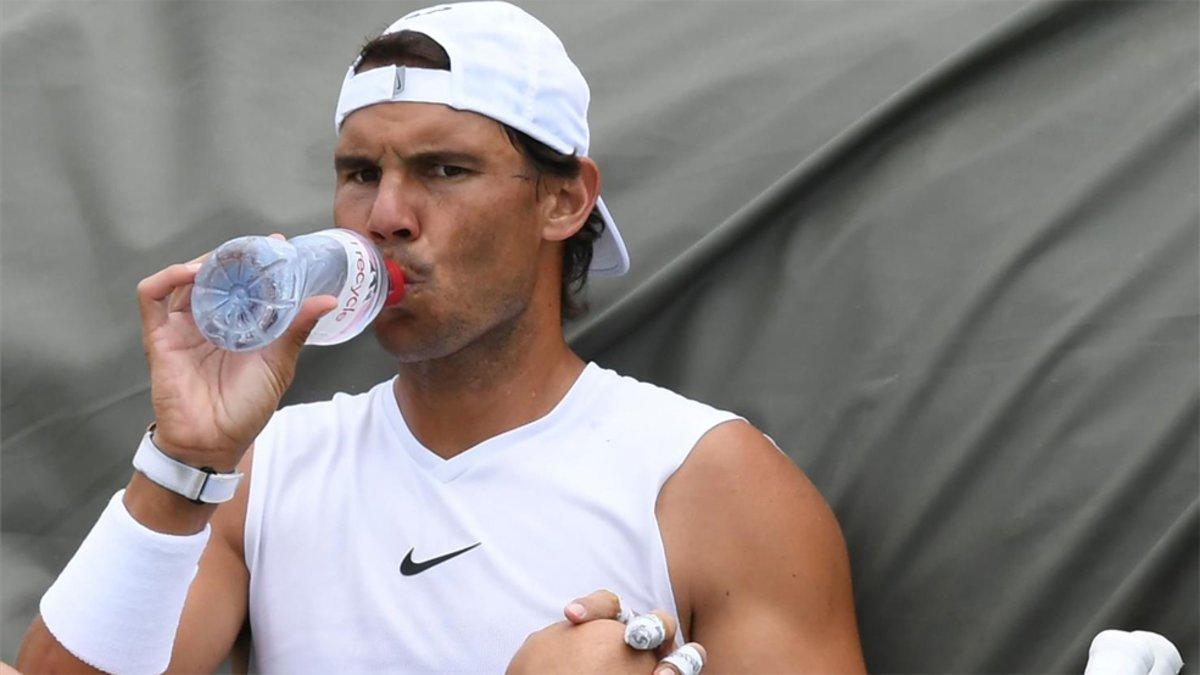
xmin=308 ymin=229 xmax=385 ymax=345
xmin=331 ymin=233 xmax=373 ymax=324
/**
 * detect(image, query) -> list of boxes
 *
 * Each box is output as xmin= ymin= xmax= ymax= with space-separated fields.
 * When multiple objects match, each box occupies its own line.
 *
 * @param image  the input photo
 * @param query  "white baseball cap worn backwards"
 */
xmin=335 ymin=0 xmax=630 ymax=276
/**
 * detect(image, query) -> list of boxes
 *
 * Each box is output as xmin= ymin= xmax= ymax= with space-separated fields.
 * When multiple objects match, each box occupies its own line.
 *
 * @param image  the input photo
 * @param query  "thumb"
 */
xmin=264 ymin=295 xmax=339 ymax=365
xmin=258 ymin=295 xmax=338 ymax=386
xmin=285 ymin=295 xmax=340 ymax=348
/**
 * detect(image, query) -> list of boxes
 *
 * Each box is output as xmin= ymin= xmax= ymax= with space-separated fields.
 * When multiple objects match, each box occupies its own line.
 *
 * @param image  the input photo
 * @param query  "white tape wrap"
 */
xmin=615 ymin=603 xmax=634 ymax=625
xmin=660 ymin=643 xmax=705 ymax=675
xmin=39 ymin=490 xmax=210 ymax=674
xmin=625 ymin=613 xmax=667 ymax=650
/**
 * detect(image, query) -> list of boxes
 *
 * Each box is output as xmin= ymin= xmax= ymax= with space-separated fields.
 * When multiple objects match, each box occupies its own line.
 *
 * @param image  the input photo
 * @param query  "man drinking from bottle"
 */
xmin=18 ymin=2 xmax=866 ymax=673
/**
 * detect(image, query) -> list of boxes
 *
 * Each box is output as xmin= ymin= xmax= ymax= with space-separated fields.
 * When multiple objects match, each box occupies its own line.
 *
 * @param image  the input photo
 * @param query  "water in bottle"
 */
xmin=190 ymin=229 xmax=405 ymax=352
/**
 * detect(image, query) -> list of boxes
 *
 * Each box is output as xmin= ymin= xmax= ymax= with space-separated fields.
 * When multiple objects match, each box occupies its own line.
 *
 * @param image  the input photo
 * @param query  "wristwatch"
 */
xmin=131 ymin=423 xmax=243 ymax=504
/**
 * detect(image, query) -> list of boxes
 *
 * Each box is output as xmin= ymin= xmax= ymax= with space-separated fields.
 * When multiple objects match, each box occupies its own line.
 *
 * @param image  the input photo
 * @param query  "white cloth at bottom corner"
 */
xmin=1083 ymin=630 xmax=1183 ymax=675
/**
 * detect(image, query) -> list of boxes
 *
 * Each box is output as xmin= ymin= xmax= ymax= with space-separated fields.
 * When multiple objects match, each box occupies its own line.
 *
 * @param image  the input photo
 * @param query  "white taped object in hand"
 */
xmin=39 ymin=490 xmax=210 ymax=674
xmin=1084 ymin=630 xmax=1183 ymax=675
xmin=615 ymin=599 xmax=634 ymax=625
xmin=660 ymin=643 xmax=705 ymax=675
xmin=625 ymin=613 xmax=667 ymax=650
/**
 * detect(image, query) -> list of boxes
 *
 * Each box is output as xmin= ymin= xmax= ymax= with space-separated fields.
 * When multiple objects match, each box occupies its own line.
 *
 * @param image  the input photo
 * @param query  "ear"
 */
xmin=541 ymin=157 xmax=601 ymax=243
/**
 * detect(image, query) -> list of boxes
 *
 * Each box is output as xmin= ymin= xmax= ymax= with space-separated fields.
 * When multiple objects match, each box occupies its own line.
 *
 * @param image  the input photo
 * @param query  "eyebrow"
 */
xmin=334 ymin=150 xmax=487 ymax=172
xmin=334 ymin=155 xmax=377 ymax=173
xmin=409 ymin=150 xmax=486 ymax=167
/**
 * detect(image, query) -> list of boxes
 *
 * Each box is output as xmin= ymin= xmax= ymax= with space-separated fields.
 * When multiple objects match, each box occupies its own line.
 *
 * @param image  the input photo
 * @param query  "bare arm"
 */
xmin=658 ymin=420 xmax=866 ymax=673
xmin=17 ymin=448 xmax=255 ymax=674
xmin=18 ymin=239 xmax=330 ymax=673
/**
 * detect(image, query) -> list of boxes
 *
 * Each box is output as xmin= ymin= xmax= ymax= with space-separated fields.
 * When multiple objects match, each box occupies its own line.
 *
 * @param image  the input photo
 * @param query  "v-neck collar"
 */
xmin=376 ymin=362 xmax=604 ymax=482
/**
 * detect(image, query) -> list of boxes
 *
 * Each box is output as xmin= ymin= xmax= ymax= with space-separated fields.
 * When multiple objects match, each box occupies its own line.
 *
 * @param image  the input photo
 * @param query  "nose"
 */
xmin=366 ymin=171 xmax=421 ymax=245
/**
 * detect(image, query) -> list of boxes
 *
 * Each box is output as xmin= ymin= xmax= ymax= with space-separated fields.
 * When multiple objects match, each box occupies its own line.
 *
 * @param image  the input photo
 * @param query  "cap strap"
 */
xmin=335 ymin=65 xmax=455 ymax=131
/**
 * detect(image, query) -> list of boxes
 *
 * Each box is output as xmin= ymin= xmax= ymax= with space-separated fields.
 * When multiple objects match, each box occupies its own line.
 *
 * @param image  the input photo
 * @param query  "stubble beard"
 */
xmin=376 ymin=287 xmax=532 ymax=374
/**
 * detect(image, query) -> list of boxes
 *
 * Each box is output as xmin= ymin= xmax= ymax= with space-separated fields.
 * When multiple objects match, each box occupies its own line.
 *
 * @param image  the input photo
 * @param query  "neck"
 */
xmin=392 ymin=309 xmax=586 ymax=460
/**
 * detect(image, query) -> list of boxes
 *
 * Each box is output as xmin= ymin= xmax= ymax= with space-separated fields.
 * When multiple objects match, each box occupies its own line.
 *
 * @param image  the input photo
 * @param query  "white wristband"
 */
xmin=133 ymin=424 xmax=242 ymax=504
xmin=39 ymin=490 xmax=210 ymax=674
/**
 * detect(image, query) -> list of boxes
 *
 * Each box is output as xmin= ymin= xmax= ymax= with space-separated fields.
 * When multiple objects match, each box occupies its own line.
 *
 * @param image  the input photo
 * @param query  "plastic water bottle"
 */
xmin=190 ymin=229 xmax=405 ymax=352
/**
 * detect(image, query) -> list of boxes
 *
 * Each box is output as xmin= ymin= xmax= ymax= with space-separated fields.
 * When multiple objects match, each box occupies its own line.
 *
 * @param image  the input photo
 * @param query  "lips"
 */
xmin=389 ymin=263 xmax=426 ymax=299
xmin=383 ymin=257 xmax=427 ymax=286
xmin=398 ymin=272 xmax=424 ymax=290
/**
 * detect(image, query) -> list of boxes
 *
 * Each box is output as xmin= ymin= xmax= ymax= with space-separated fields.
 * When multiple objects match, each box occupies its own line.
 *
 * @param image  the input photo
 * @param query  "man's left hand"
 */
xmin=506 ymin=589 xmax=706 ymax=675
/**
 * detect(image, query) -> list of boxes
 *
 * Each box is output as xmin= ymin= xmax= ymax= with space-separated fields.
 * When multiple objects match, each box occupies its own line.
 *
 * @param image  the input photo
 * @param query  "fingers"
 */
xmin=136 ymin=241 xmax=220 ymax=332
xmin=563 ymin=592 xmax=679 ymax=655
xmin=655 ymin=643 xmax=706 ymax=675
xmin=559 ymin=591 xmax=701 ymax=672
xmin=137 ymin=261 xmax=205 ymax=335
xmin=166 ymin=245 xmax=226 ymax=314
xmin=140 ymin=234 xmax=285 ymax=331
xmin=167 ymin=278 xmax=197 ymax=314
xmin=564 ymin=589 xmax=622 ymax=624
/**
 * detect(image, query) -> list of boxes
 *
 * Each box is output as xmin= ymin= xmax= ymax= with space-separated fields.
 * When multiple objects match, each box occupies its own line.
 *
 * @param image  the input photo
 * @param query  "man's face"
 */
xmin=333 ymin=102 xmax=546 ymax=362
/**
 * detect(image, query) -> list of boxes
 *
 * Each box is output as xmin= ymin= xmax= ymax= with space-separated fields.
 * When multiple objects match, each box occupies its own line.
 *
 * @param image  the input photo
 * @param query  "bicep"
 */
xmin=692 ymin=580 xmax=865 ymax=673
xmin=659 ymin=422 xmax=865 ymax=673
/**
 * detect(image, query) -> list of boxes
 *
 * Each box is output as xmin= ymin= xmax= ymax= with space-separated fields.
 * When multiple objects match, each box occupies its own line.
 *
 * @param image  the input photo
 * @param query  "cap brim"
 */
xmin=589 ymin=196 xmax=629 ymax=276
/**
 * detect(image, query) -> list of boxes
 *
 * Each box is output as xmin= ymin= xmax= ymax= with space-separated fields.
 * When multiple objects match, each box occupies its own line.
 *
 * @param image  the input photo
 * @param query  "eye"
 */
xmin=429 ymin=164 xmax=469 ymax=179
xmin=349 ymin=168 xmax=381 ymax=185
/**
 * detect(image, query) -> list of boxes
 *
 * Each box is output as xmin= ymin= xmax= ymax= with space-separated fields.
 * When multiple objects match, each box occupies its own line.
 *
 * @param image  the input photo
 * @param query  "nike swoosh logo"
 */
xmin=400 ymin=542 xmax=481 ymax=576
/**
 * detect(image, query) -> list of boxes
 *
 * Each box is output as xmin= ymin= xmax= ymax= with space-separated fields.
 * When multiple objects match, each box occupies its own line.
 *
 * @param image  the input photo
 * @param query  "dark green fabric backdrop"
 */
xmin=3 ymin=2 xmax=1196 ymax=672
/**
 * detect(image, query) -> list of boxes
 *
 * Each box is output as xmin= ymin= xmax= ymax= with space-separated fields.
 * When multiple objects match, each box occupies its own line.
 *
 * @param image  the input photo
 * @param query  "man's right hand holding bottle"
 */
xmin=130 ymin=233 xmax=338 ymax=533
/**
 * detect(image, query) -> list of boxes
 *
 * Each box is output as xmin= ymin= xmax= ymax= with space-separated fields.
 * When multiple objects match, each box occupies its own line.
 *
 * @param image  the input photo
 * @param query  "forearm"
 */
xmin=124 ymin=471 xmax=220 ymax=535
xmin=17 ymin=615 xmax=106 ymax=674
xmin=16 ymin=477 xmax=214 ymax=674
xmin=17 ymin=474 xmax=218 ymax=673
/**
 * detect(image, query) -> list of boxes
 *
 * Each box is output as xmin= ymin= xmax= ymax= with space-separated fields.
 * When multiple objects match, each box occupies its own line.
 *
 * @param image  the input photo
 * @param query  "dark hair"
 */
xmin=355 ymin=30 xmax=606 ymax=321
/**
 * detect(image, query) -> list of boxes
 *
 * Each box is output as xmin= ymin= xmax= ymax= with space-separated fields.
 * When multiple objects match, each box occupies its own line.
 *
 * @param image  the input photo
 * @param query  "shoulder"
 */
xmin=269 ymin=383 xmax=380 ymax=427
xmin=588 ymin=365 xmax=739 ymax=431
xmin=658 ymin=420 xmax=837 ymax=548
xmin=581 ymin=366 xmax=743 ymax=476
xmin=254 ymin=380 xmax=388 ymax=456
xmin=206 ymin=384 xmax=383 ymax=563
xmin=245 ymin=379 xmax=393 ymax=494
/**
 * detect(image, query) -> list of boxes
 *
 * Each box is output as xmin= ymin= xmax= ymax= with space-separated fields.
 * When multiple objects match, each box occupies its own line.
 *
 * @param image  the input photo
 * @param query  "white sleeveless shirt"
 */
xmin=245 ymin=363 xmax=740 ymax=673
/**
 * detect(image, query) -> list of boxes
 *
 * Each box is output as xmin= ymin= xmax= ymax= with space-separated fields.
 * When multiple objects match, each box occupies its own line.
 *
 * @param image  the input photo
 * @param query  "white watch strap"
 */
xmin=131 ymin=428 xmax=243 ymax=504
